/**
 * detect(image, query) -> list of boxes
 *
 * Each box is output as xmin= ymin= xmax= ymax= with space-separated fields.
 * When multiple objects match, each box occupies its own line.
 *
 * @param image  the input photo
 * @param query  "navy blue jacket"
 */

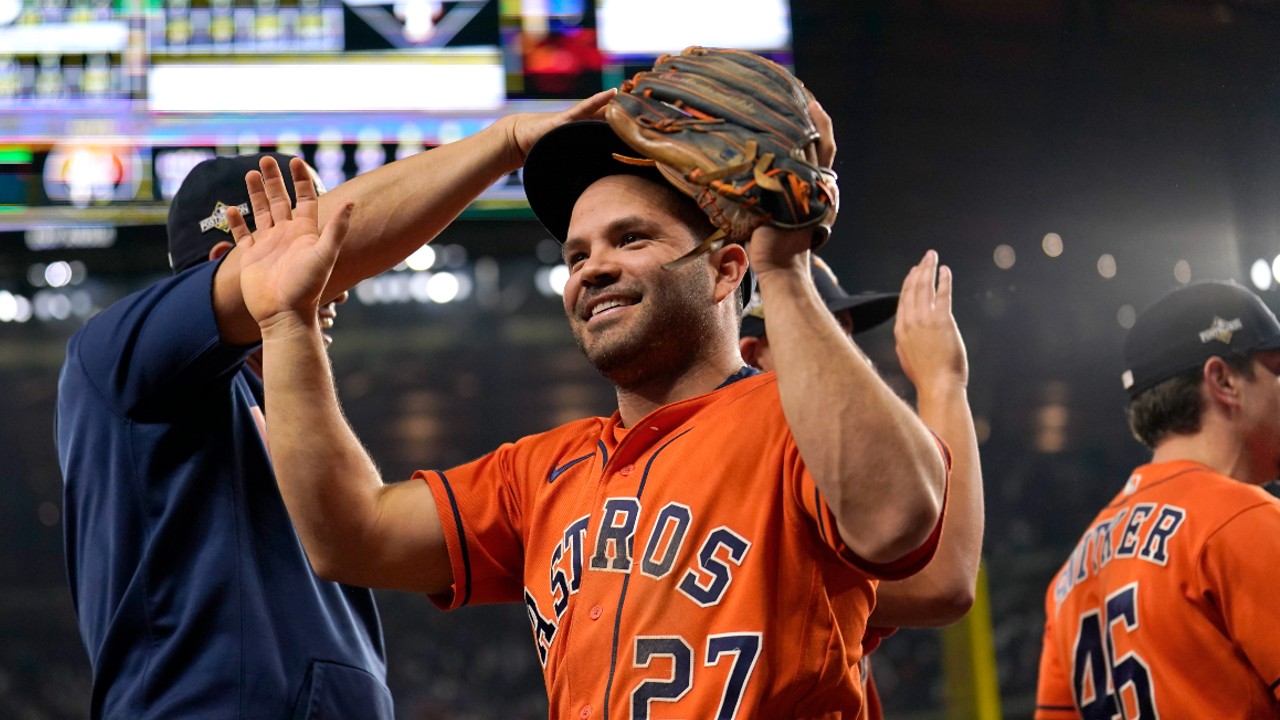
xmin=56 ymin=260 xmax=393 ymax=719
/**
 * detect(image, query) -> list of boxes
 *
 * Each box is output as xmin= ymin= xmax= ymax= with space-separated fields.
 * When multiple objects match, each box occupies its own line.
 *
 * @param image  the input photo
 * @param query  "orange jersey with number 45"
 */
xmin=1036 ymin=460 xmax=1280 ymax=719
xmin=421 ymin=371 xmax=947 ymax=720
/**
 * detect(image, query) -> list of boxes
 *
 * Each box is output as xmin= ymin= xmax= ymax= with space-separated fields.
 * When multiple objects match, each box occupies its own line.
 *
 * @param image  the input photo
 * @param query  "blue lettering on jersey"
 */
xmin=525 ymin=589 xmax=557 ymax=667
xmin=590 ymin=497 xmax=641 ymax=572
xmin=550 ymin=515 xmax=590 ymax=620
xmin=1095 ymin=508 xmax=1128 ymax=571
xmin=640 ymin=503 xmax=692 ymax=580
xmin=1116 ymin=503 xmax=1156 ymax=558
xmin=1138 ymin=505 xmax=1186 ymax=565
xmin=677 ymin=527 xmax=752 ymax=607
xmin=533 ymin=500 xmax=754 ymax=664
xmin=1054 ymin=502 xmax=1187 ymax=608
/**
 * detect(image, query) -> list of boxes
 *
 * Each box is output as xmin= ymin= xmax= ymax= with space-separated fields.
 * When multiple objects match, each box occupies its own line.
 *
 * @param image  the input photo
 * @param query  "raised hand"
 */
xmin=229 ymin=156 xmax=353 ymax=337
xmin=894 ymin=250 xmax=969 ymax=394
xmin=506 ymin=88 xmax=617 ymax=163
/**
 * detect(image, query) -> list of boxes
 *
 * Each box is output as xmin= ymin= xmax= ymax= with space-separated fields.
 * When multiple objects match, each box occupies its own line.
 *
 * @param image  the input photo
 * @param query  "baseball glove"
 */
xmin=604 ymin=46 xmax=838 ymax=257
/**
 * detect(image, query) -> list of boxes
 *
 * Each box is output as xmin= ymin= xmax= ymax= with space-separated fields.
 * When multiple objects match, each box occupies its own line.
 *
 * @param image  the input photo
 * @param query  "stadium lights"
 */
xmin=993 ymin=244 xmax=1016 ymax=270
xmin=0 ymin=291 xmax=32 ymax=323
xmin=1096 ymin=254 xmax=1116 ymax=279
xmin=1252 ymin=258 xmax=1272 ymax=290
xmin=535 ymin=265 xmax=570 ymax=298
xmin=354 ymin=271 xmax=469 ymax=306
xmin=404 ymin=245 xmax=436 ymax=272
xmin=1041 ymin=232 xmax=1063 ymax=258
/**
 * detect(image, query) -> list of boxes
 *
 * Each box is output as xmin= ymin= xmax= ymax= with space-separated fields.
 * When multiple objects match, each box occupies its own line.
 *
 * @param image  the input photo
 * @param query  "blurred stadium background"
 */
xmin=4 ymin=0 xmax=1280 ymax=717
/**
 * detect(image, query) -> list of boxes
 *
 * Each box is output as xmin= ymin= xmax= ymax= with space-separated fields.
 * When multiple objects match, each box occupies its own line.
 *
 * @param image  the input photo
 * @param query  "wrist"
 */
xmin=915 ymin=379 xmax=970 ymax=408
xmin=491 ymin=115 xmax=527 ymax=172
xmin=258 ymin=311 xmax=321 ymax=343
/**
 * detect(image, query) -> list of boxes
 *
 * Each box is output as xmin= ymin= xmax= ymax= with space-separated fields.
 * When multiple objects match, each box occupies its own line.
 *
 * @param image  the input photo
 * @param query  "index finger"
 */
xmin=259 ymin=155 xmax=294 ymax=225
xmin=289 ymin=157 xmax=319 ymax=224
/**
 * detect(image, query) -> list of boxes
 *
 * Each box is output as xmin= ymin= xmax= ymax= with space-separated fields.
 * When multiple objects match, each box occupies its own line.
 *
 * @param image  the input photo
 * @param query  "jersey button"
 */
xmin=619 ymin=464 xmax=634 ymax=476
xmin=580 ymin=705 xmax=592 ymax=719
xmin=589 ymin=604 xmax=603 ymax=620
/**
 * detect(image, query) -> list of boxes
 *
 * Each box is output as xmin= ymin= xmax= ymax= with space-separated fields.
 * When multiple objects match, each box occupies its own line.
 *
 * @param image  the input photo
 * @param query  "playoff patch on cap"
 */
xmin=1121 ymin=280 xmax=1280 ymax=397
xmin=165 ymin=152 xmax=310 ymax=274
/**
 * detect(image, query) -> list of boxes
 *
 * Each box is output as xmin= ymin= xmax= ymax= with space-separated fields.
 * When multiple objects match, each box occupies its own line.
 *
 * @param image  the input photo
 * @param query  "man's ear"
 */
xmin=208 ymin=240 xmax=235 ymax=262
xmin=710 ymin=242 xmax=749 ymax=304
xmin=1203 ymin=356 xmax=1244 ymax=408
xmin=742 ymin=335 xmax=757 ymax=366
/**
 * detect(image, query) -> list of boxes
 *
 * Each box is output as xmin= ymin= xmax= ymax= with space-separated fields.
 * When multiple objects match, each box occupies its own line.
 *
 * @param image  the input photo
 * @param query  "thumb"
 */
xmin=318 ymin=202 xmax=354 ymax=258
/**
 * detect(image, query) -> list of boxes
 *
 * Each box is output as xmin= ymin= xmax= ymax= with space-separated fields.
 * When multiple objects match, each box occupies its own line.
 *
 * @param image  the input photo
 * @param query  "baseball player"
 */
xmin=230 ymin=102 xmax=950 ymax=717
xmin=1035 ymin=280 xmax=1280 ymax=719
xmin=741 ymin=251 xmax=984 ymax=720
xmin=55 ymin=91 xmax=613 ymax=718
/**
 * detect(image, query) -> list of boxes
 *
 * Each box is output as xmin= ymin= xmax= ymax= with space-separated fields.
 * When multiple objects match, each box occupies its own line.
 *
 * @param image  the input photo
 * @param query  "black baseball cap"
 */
xmin=1122 ymin=280 xmax=1280 ymax=397
xmin=166 ymin=152 xmax=310 ymax=273
xmin=740 ymin=255 xmax=898 ymax=338
xmin=523 ymin=120 xmax=667 ymax=243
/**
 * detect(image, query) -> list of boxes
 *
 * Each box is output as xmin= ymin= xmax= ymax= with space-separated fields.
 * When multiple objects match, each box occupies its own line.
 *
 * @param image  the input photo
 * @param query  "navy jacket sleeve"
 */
xmin=69 ymin=260 xmax=257 ymax=417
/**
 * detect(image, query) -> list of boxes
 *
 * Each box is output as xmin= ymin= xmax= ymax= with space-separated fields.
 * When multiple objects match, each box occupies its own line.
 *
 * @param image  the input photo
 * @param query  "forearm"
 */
xmin=259 ymin=318 xmax=391 ymax=581
xmin=216 ymin=119 xmax=524 ymax=345
xmin=317 ymin=117 xmax=524 ymax=294
xmin=757 ymin=263 xmax=946 ymax=564
xmin=872 ymin=383 xmax=983 ymax=626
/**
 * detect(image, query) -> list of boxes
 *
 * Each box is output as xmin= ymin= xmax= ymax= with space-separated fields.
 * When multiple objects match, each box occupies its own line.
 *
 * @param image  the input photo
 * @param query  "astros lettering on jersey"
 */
xmin=420 ymin=372 xmax=947 ymax=719
xmin=1036 ymin=460 xmax=1280 ymax=719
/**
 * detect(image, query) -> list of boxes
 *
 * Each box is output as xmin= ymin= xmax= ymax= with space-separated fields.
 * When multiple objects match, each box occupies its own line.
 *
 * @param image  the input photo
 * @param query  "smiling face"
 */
xmin=560 ymin=174 xmax=724 ymax=389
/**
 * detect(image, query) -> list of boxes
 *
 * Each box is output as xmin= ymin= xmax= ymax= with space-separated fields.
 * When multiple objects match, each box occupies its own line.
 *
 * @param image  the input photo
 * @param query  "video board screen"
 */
xmin=0 ymin=0 xmax=792 ymax=231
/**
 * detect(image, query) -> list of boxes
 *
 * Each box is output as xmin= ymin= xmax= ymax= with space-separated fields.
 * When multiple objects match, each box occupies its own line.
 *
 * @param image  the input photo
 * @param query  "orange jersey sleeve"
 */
xmin=1036 ymin=460 xmax=1280 ymax=719
xmin=417 ymin=372 xmax=945 ymax=719
xmin=1034 ymin=593 xmax=1080 ymax=720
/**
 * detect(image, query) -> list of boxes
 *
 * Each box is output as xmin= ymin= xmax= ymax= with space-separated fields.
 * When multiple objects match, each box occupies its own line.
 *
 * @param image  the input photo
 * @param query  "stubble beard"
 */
xmin=572 ymin=265 xmax=718 ymax=392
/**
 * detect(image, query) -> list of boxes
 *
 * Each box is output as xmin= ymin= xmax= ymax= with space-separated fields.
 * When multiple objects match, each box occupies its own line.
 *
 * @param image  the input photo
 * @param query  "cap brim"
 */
xmin=523 ymin=121 xmax=665 ymax=243
xmin=828 ymin=292 xmax=899 ymax=335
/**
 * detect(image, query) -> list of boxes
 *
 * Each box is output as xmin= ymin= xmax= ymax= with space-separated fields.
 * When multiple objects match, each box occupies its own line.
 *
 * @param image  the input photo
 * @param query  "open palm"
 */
xmin=229 ymin=157 xmax=351 ymax=332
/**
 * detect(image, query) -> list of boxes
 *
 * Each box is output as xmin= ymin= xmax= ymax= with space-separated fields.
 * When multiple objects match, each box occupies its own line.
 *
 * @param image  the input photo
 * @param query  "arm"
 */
xmin=214 ymin=91 xmax=615 ymax=345
xmin=748 ymin=107 xmax=946 ymax=566
xmin=230 ymin=159 xmax=452 ymax=593
xmin=870 ymin=251 xmax=983 ymax=627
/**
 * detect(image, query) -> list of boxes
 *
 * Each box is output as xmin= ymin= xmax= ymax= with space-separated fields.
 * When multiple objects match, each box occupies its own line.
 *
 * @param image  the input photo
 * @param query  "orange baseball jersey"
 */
xmin=419 ymin=371 xmax=947 ymax=719
xmin=1036 ymin=460 xmax=1280 ymax=719
xmin=857 ymin=627 xmax=897 ymax=720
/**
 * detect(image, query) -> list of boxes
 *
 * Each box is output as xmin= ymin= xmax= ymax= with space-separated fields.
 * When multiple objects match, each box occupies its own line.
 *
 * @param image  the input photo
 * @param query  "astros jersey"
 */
xmin=420 ymin=370 xmax=947 ymax=719
xmin=858 ymin=627 xmax=897 ymax=720
xmin=1035 ymin=460 xmax=1280 ymax=719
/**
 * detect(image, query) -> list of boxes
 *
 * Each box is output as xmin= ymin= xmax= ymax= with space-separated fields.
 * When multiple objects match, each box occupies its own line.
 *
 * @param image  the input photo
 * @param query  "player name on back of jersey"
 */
xmin=1052 ymin=499 xmax=1187 ymax=607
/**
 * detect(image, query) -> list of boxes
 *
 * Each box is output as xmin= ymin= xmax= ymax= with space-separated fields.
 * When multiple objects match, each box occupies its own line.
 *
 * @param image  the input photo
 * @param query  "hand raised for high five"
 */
xmin=228 ymin=156 xmax=354 ymax=338
xmin=894 ymin=250 xmax=969 ymax=395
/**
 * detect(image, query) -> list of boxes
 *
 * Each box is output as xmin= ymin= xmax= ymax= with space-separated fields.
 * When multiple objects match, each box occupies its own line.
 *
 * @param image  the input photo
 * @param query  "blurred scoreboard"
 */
xmin=0 ymin=0 xmax=794 ymax=233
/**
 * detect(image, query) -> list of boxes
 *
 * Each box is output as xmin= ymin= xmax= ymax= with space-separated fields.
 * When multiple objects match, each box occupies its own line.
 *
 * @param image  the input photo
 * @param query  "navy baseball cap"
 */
xmin=1122 ymin=280 xmax=1280 ymax=397
xmin=523 ymin=120 xmax=667 ymax=243
xmin=740 ymin=255 xmax=898 ymax=338
xmin=166 ymin=152 xmax=318 ymax=273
